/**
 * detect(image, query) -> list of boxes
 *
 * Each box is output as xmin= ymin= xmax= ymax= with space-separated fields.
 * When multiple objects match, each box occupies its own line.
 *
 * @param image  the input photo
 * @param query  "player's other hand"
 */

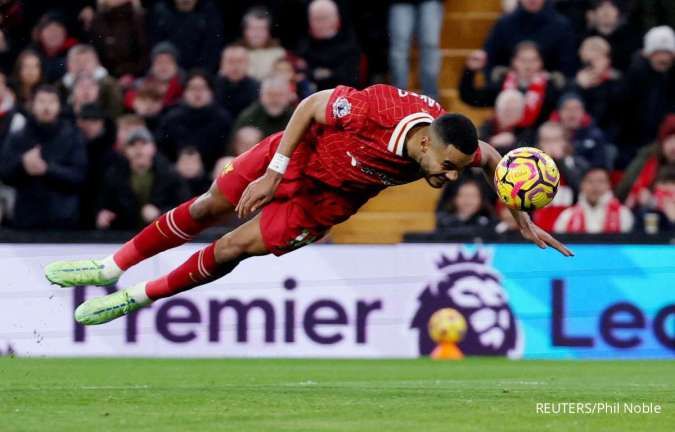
xmin=236 ymin=170 xmax=282 ymax=218
xmin=520 ymin=217 xmax=574 ymax=257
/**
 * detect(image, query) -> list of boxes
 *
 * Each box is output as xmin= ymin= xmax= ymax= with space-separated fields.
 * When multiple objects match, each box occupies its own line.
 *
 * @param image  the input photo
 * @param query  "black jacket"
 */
xmin=483 ymin=2 xmax=576 ymax=77
xmin=0 ymin=117 xmax=87 ymax=229
xmin=150 ymin=0 xmax=224 ymax=72
xmin=98 ymin=154 xmax=190 ymax=230
xmin=156 ymin=103 xmax=232 ymax=170
xmin=615 ymin=57 xmax=675 ymax=168
xmin=296 ymin=29 xmax=361 ymax=90
xmin=80 ymin=118 xmax=120 ymax=228
xmin=214 ymin=76 xmax=259 ymax=119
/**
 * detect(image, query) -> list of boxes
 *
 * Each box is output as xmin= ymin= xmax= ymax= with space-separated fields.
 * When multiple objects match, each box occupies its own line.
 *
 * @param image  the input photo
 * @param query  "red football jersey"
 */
xmin=294 ymin=84 xmax=446 ymax=195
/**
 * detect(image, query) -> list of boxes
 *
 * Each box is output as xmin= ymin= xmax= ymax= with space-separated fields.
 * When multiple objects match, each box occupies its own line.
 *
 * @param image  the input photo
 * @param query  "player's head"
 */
xmin=421 ymin=113 xmax=478 ymax=188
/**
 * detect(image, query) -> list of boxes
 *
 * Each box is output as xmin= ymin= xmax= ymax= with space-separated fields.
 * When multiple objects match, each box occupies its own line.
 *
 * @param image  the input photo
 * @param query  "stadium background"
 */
xmin=0 ymin=1 xmax=673 ymax=430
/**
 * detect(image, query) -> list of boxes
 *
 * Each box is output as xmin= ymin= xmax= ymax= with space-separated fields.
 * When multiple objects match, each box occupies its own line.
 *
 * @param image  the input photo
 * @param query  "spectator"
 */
xmin=483 ymin=0 xmax=576 ymax=77
xmin=150 ymin=0 xmax=224 ymax=72
xmin=89 ymin=0 xmax=149 ymax=77
xmin=175 ymin=146 xmax=211 ymax=195
xmin=214 ymin=44 xmax=260 ymax=119
xmin=0 ymin=85 xmax=86 ymax=229
xmin=553 ymin=93 xmax=615 ymax=169
xmin=296 ymin=0 xmax=361 ymax=90
xmin=125 ymin=42 xmax=184 ymax=111
xmin=240 ymin=7 xmax=286 ymax=81
xmin=532 ymin=121 xmax=587 ymax=231
xmin=615 ymin=25 xmax=675 ymax=168
xmin=479 ymin=89 xmax=535 ymax=154
xmin=60 ymin=45 xmax=123 ymax=118
xmin=571 ymin=36 xmax=622 ymax=137
xmin=436 ymin=179 xmax=495 ymax=230
xmin=271 ymin=56 xmax=316 ymax=101
xmin=460 ymin=41 xmax=564 ymax=126
xmin=97 ymin=127 xmax=189 ymax=230
xmin=75 ymin=103 xmax=118 ymax=227
xmin=634 ymin=166 xmax=675 ymax=233
xmin=229 ymin=125 xmax=263 ymax=156
xmin=10 ymin=49 xmax=43 ymax=110
xmin=156 ymin=71 xmax=232 ymax=171
xmin=131 ymin=83 xmax=165 ymax=133
xmin=554 ymin=167 xmax=633 ymax=233
xmin=0 ymin=0 xmax=31 ymax=73
xmin=68 ymin=74 xmax=101 ymax=118
xmin=30 ymin=13 xmax=78 ymax=83
xmin=0 ymin=71 xmax=23 ymax=144
xmin=583 ymin=0 xmax=641 ymax=72
xmin=388 ymin=0 xmax=443 ymax=99
xmin=233 ymin=76 xmax=293 ymax=137
xmin=617 ymin=114 xmax=675 ymax=206
xmin=115 ymin=114 xmax=145 ymax=151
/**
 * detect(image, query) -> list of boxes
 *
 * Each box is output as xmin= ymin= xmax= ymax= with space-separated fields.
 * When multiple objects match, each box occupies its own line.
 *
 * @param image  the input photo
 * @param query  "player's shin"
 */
xmin=144 ymin=242 xmax=241 ymax=300
xmin=111 ymin=197 xmax=214 ymax=273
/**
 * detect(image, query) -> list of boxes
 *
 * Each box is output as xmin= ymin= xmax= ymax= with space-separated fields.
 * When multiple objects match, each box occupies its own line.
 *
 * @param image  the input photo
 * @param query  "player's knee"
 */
xmin=214 ymin=231 xmax=264 ymax=263
xmin=190 ymin=186 xmax=233 ymax=222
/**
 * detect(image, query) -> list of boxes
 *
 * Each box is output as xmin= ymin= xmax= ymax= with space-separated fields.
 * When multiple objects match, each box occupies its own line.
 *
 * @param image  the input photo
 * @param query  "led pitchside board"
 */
xmin=0 ymin=244 xmax=672 ymax=359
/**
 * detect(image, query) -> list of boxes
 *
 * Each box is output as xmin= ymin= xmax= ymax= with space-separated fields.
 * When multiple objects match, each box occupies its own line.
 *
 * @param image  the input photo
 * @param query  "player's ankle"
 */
xmin=100 ymin=255 xmax=124 ymax=280
xmin=127 ymin=282 xmax=152 ymax=306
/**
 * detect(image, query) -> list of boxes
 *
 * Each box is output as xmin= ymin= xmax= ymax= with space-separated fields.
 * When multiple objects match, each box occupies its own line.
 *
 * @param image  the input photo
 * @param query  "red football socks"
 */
xmin=113 ymin=198 xmax=209 ymax=270
xmin=145 ymin=242 xmax=239 ymax=300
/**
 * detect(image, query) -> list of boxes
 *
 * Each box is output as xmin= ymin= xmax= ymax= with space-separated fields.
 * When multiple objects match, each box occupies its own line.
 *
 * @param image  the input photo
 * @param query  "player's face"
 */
xmin=421 ymin=130 xmax=474 ymax=188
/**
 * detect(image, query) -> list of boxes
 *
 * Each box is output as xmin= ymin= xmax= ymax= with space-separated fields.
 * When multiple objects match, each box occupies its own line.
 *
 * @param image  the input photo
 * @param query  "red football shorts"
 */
xmin=216 ymin=132 xmax=368 ymax=256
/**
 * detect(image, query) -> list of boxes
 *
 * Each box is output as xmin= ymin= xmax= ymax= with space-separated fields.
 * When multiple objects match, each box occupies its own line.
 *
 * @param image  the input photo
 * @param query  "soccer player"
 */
xmin=45 ymin=84 xmax=572 ymax=325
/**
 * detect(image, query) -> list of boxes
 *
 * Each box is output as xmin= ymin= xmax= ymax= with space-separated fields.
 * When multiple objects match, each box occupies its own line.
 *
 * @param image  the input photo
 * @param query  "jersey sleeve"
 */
xmin=324 ymin=85 xmax=369 ymax=131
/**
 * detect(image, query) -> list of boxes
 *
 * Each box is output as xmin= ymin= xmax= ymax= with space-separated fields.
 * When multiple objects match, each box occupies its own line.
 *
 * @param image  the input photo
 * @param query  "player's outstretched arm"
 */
xmin=477 ymin=141 xmax=574 ymax=257
xmin=236 ymin=89 xmax=334 ymax=218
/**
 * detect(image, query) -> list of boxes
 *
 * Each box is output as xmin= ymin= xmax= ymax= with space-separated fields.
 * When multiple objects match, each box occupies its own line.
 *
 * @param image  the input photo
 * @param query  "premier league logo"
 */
xmin=411 ymin=248 xmax=523 ymax=358
xmin=332 ymin=97 xmax=351 ymax=118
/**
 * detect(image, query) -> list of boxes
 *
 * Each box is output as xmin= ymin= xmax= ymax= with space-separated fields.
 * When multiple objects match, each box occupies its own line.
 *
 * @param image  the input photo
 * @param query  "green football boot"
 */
xmin=75 ymin=287 xmax=150 ymax=325
xmin=44 ymin=259 xmax=119 ymax=287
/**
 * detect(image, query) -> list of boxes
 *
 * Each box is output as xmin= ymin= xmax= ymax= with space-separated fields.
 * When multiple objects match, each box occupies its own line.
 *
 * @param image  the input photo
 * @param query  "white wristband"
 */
xmin=268 ymin=152 xmax=290 ymax=174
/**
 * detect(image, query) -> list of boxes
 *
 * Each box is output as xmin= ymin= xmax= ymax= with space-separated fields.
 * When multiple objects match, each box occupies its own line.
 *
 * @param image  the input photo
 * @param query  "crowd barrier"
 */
xmin=0 ymin=242 xmax=673 ymax=359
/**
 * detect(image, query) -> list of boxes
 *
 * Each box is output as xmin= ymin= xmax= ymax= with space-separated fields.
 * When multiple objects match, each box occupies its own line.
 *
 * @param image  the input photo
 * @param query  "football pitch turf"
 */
xmin=0 ymin=358 xmax=672 ymax=432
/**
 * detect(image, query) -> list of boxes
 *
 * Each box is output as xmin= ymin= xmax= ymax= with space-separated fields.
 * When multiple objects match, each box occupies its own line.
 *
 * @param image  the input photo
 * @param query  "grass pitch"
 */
xmin=0 ymin=358 xmax=673 ymax=432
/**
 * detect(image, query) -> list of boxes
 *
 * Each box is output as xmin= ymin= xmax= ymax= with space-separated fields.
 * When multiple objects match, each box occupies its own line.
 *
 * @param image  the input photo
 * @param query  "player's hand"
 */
xmin=519 ymin=216 xmax=574 ymax=257
xmin=235 ymin=170 xmax=282 ymax=218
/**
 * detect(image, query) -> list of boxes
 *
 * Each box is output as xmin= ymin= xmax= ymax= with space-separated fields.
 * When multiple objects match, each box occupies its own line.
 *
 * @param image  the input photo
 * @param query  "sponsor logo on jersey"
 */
xmin=332 ymin=97 xmax=351 ymax=119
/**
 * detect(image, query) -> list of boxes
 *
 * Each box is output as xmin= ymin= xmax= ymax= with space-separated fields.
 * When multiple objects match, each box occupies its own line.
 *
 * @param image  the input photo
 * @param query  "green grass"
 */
xmin=0 ymin=358 xmax=673 ymax=432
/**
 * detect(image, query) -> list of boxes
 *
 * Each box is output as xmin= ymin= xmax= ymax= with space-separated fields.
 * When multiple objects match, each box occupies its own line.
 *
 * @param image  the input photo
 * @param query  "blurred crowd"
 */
xmin=0 ymin=0 xmax=673 ymax=236
xmin=439 ymin=0 xmax=675 ymax=236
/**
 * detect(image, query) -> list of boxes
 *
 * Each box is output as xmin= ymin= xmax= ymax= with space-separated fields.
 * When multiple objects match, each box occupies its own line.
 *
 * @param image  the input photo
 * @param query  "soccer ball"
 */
xmin=428 ymin=308 xmax=467 ymax=344
xmin=494 ymin=147 xmax=560 ymax=211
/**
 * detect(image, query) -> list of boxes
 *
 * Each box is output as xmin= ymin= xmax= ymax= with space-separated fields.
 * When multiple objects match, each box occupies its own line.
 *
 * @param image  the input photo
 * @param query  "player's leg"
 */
xmin=44 ymin=184 xmax=233 ymax=287
xmin=74 ymin=214 xmax=269 ymax=325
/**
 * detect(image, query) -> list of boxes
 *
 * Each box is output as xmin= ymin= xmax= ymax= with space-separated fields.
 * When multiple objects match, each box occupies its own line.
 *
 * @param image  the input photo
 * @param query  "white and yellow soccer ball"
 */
xmin=494 ymin=147 xmax=560 ymax=211
xmin=428 ymin=308 xmax=467 ymax=344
